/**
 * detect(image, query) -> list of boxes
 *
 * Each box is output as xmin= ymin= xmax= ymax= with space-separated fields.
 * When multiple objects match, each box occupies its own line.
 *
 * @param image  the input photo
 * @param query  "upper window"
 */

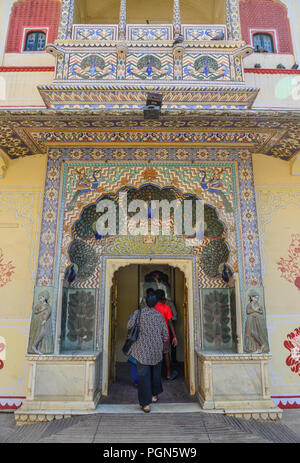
xmin=240 ymin=0 xmax=293 ymax=55
xmin=253 ymin=33 xmax=274 ymax=53
xmin=5 ymin=0 xmax=61 ymax=54
xmin=24 ymin=31 xmax=46 ymax=52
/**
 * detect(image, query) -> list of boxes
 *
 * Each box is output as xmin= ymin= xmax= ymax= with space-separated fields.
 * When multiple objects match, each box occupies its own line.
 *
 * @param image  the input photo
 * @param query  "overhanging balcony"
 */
xmin=38 ymin=0 xmax=258 ymax=111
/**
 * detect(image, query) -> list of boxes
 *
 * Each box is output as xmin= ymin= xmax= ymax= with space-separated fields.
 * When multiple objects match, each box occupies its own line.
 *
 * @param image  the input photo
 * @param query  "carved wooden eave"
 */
xmin=0 ymin=108 xmax=300 ymax=161
xmin=47 ymin=40 xmax=251 ymax=51
xmin=38 ymin=83 xmax=259 ymax=111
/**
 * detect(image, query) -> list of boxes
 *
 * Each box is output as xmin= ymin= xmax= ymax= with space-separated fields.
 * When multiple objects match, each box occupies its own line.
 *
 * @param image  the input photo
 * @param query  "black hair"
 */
xmin=146 ymin=288 xmax=154 ymax=295
xmin=155 ymin=289 xmax=165 ymax=302
xmin=146 ymin=293 xmax=157 ymax=308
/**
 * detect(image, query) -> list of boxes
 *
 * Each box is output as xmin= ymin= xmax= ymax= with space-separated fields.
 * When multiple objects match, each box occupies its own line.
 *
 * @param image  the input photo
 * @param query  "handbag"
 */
xmin=122 ymin=308 xmax=141 ymax=356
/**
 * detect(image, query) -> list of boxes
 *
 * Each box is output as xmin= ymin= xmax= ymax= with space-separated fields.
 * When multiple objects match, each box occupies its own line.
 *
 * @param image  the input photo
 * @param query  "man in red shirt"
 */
xmin=155 ymin=289 xmax=178 ymax=380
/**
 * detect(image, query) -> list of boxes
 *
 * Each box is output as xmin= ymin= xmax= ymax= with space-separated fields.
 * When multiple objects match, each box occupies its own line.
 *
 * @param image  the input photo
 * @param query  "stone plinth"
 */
xmin=196 ymin=351 xmax=282 ymax=421
xmin=15 ymin=353 xmax=101 ymax=426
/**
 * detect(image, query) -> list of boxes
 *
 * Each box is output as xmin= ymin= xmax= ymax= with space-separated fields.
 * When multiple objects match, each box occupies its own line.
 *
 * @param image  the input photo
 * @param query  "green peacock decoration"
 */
xmin=204 ymin=204 xmax=225 ymax=238
xmin=201 ymin=238 xmax=229 ymax=278
xmin=67 ymin=290 xmax=95 ymax=348
xmin=68 ymin=239 xmax=97 ymax=280
xmin=203 ymin=289 xmax=231 ymax=348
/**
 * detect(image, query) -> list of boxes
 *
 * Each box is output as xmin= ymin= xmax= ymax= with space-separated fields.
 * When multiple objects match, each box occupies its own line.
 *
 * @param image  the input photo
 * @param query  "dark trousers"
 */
xmin=136 ymin=361 xmax=163 ymax=406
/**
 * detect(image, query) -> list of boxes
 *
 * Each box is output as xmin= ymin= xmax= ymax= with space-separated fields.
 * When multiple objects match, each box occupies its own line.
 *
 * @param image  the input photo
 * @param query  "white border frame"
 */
xmin=21 ymin=27 xmax=49 ymax=53
xmin=249 ymin=28 xmax=279 ymax=53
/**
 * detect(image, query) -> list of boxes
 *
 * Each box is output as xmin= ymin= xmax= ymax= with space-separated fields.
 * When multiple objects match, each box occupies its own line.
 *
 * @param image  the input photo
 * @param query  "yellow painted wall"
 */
xmin=75 ymin=0 xmax=225 ymax=25
xmin=253 ymin=153 xmax=300 ymax=396
xmin=0 ymin=70 xmax=54 ymax=108
xmin=0 ymin=154 xmax=46 ymax=399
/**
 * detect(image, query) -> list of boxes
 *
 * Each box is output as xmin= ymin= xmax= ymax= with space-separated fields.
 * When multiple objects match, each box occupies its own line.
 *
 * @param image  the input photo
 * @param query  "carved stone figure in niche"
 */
xmin=244 ymin=289 xmax=268 ymax=353
xmin=28 ymin=290 xmax=54 ymax=354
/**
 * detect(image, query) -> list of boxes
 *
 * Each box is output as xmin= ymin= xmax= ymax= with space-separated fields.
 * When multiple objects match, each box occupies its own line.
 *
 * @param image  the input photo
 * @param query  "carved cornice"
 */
xmin=52 ymin=39 xmax=248 ymax=50
xmin=26 ymin=353 xmax=101 ymax=361
xmin=196 ymin=350 xmax=272 ymax=361
xmin=1 ymin=108 xmax=300 ymax=120
xmin=37 ymin=83 xmax=259 ymax=111
xmin=0 ymin=109 xmax=300 ymax=160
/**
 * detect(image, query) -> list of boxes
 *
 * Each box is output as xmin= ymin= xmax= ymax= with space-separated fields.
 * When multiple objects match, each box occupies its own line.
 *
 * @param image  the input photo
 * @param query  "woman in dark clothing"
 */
xmin=127 ymin=293 xmax=169 ymax=413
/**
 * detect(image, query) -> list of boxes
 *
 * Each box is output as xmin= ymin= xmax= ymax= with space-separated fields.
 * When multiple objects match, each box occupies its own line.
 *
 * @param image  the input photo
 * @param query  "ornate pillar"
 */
xmin=233 ymin=273 xmax=243 ymax=353
xmin=118 ymin=0 xmax=127 ymax=41
xmin=173 ymin=0 xmax=181 ymax=39
xmin=54 ymin=270 xmax=65 ymax=354
xmin=226 ymin=0 xmax=242 ymax=40
xmin=58 ymin=0 xmax=75 ymax=40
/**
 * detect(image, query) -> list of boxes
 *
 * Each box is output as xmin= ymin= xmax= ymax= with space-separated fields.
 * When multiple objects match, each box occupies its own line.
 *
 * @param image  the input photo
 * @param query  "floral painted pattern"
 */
xmin=277 ymin=234 xmax=300 ymax=290
xmin=0 ymin=248 xmax=15 ymax=288
xmin=284 ymin=326 xmax=300 ymax=376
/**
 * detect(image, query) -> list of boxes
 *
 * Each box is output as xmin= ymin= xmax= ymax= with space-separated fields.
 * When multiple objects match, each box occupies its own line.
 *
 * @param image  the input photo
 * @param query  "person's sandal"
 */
xmin=166 ymin=370 xmax=178 ymax=381
xmin=152 ymin=396 xmax=159 ymax=403
xmin=141 ymin=405 xmax=150 ymax=413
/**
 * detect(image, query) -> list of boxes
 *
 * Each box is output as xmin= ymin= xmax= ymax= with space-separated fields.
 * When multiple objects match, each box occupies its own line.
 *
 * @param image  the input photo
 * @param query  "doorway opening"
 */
xmin=100 ymin=262 xmax=197 ymax=405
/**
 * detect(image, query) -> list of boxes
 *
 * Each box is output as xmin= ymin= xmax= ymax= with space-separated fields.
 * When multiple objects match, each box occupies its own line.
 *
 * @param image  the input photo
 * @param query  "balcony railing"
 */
xmin=71 ymin=24 xmax=227 ymax=42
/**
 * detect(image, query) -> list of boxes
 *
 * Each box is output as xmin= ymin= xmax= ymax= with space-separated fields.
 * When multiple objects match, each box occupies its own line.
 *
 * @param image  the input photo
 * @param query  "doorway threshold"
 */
xmin=93 ymin=403 xmax=225 ymax=414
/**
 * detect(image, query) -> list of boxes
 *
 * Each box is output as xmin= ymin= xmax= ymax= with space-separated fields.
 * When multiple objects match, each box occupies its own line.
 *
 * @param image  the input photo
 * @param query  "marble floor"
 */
xmin=99 ymin=361 xmax=198 ymax=404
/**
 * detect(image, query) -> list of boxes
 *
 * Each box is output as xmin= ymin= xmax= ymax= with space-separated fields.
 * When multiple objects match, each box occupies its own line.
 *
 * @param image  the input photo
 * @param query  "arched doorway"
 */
xmin=101 ymin=258 xmax=196 ymax=402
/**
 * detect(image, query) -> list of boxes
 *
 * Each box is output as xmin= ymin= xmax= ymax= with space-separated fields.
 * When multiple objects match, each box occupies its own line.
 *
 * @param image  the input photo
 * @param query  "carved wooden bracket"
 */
xmin=172 ymin=44 xmax=185 ymax=59
xmin=116 ymin=43 xmax=128 ymax=60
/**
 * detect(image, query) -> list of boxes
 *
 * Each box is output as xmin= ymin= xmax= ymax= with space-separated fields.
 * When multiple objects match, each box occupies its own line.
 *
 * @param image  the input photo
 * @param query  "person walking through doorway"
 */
xmin=154 ymin=289 xmax=178 ymax=381
xmin=126 ymin=293 xmax=169 ymax=413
